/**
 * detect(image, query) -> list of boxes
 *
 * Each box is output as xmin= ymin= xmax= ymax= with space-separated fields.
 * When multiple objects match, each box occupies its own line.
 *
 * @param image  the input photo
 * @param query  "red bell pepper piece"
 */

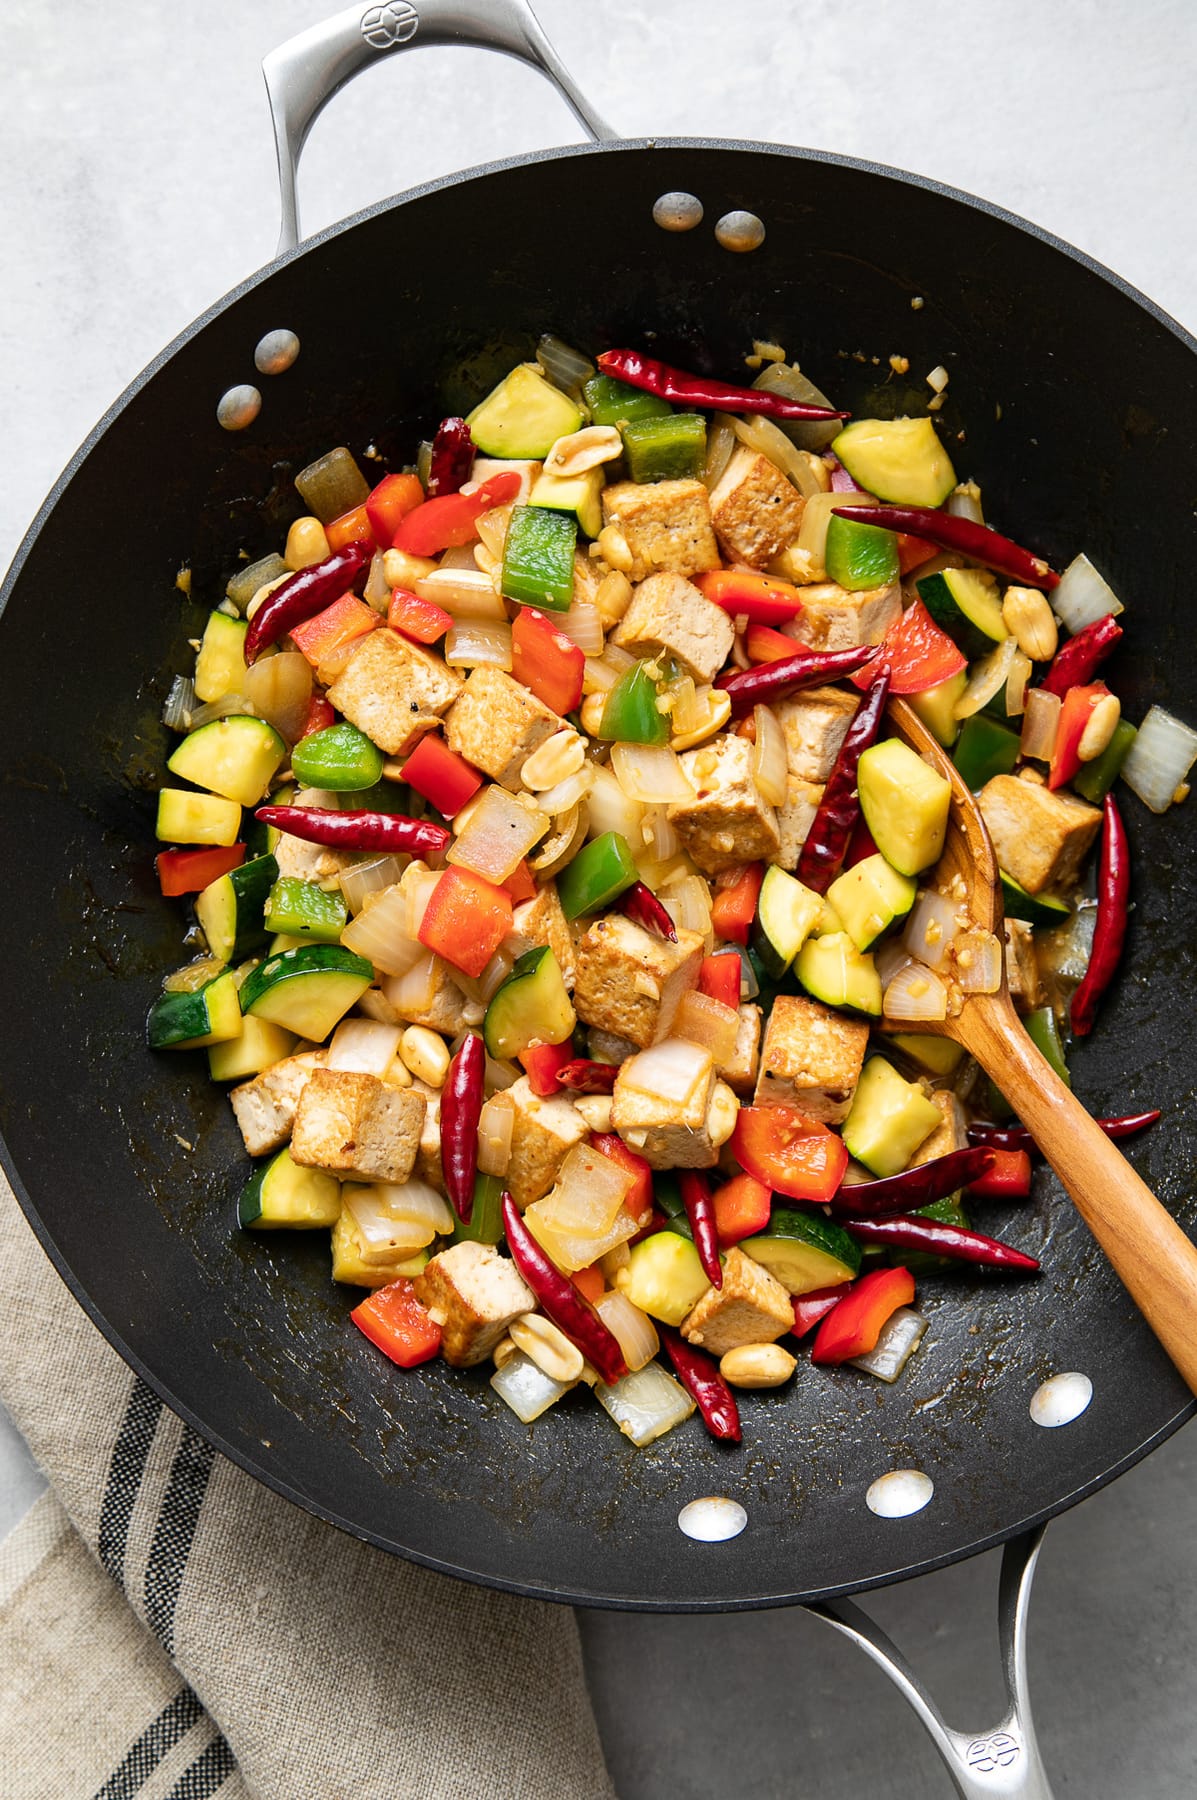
xmin=698 ymin=952 xmax=742 ymax=1010
xmin=680 ymin=1172 xmax=723 ymax=1288
xmin=366 ymin=471 xmax=425 ymax=545
xmin=591 ymin=1133 xmax=654 ymax=1225
xmin=254 ymin=805 xmax=449 ymax=858
xmin=745 ymin=622 xmax=799 ymax=664
xmin=1041 ymin=613 xmax=1123 ymax=698
xmin=325 ymin=502 xmax=375 ymax=554
xmin=710 ymin=862 xmax=764 ymax=945
xmin=501 ymin=1193 xmax=627 ymax=1386
xmin=298 ymin=695 xmax=336 ymax=739
xmin=849 ymin=598 xmax=966 ymax=696
xmin=387 ymin=586 xmax=453 ymax=645
xmin=511 ymin=607 xmax=585 ymax=715
xmin=391 ymin=471 xmax=522 ymax=557
xmin=418 ymin=866 xmax=513 ymax=979
xmin=831 ymin=504 xmax=1059 ymax=590
xmin=731 ymin=1106 xmax=849 ymax=1203
xmin=501 ymin=859 xmax=539 ymax=906
xmin=693 ymin=569 xmax=804 ymax=626
xmin=156 ymin=843 xmax=245 ymax=896
xmin=350 ymin=1279 xmax=442 ymax=1368
xmin=617 ymin=880 xmax=677 ymax=942
xmin=660 ymin=1328 xmax=742 ymax=1442
xmin=896 ymin=531 xmax=940 ymax=574
xmin=400 ymin=732 xmax=483 ymax=818
xmin=287 ymin=593 xmax=377 ymax=668
xmin=572 ymin=1264 xmax=606 ymax=1304
xmin=965 ymin=1147 xmax=1033 ymax=1200
xmin=711 ymin=1172 xmax=773 ymax=1247
xmin=441 ymin=1032 xmax=485 ymax=1221
xmin=1070 ymin=792 xmax=1130 ymax=1037
xmin=427 ymin=417 xmax=475 ymax=497
xmin=595 ymin=349 xmax=847 ymax=422
xmin=1048 ymin=681 xmax=1109 ymax=790
xmin=791 ymin=1285 xmax=851 ymax=1339
xmin=519 ymin=1038 xmax=576 ymax=1097
xmin=810 ymin=1267 xmax=916 ymax=1365
xmin=555 ymin=1059 xmax=619 ymax=1094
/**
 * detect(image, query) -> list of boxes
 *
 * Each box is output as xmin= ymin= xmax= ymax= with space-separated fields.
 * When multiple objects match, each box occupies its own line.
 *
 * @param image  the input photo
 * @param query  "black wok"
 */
xmin=2 ymin=55 xmax=1196 ymax=1611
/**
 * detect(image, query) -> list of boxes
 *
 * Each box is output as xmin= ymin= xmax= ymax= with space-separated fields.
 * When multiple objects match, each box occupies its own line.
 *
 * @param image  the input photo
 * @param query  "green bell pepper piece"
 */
xmin=620 ymin=413 xmax=707 ymax=483
xmin=291 ymin=722 xmax=384 ymax=792
xmin=501 ymin=504 xmax=577 ymax=610
xmin=263 ymin=878 xmax=348 ymax=943
xmin=452 ymin=1172 xmax=505 ymax=1245
xmin=582 ymin=374 xmax=672 ymax=427
xmin=952 ymin=714 xmax=1021 ymax=790
xmin=1026 ymin=1006 xmax=1070 ymax=1086
xmin=556 ymin=831 xmax=638 ymax=920
xmin=600 ymin=659 xmax=669 ymax=745
xmin=824 ymin=514 xmax=900 ymax=591
xmin=1073 ymin=718 xmax=1137 ymax=803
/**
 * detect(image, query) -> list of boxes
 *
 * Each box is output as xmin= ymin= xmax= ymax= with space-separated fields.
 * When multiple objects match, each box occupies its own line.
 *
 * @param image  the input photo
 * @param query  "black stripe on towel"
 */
xmin=97 ymin=1380 xmax=164 ymax=1589
xmin=161 ymin=1736 xmax=237 ymax=1800
xmin=143 ymin=1426 xmax=215 ymax=1654
xmin=92 ymin=1687 xmax=204 ymax=1800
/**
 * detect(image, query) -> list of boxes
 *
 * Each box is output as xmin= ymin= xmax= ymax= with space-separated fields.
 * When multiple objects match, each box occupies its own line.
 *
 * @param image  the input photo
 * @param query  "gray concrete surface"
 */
xmin=3 ymin=2 xmax=1197 ymax=1793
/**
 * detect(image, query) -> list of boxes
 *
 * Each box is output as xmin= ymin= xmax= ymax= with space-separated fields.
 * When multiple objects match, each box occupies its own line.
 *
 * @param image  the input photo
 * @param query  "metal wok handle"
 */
xmin=263 ymin=0 xmax=616 ymax=254
xmin=806 ymin=1526 xmax=1054 ymax=1800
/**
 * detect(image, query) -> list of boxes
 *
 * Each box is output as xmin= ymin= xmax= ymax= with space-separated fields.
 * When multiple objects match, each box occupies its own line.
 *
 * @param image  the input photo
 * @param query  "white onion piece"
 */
xmin=593 ymin=1292 xmax=660 ymax=1373
xmin=536 ymin=766 xmax=594 ymax=817
xmin=448 ymin=785 xmax=548 ymax=882
xmin=1121 ymin=705 xmax=1197 ymax=812
xmin=1037 ymin=900 xmax=1094 ymax=987
xmin=582 ymin=654 xmax=621 ymax=694
xmin=1005 ymin=651 xmax=1032 ymax=717
xmin=163 ymin=955 xmax=225 ymax=993
xmin=640 ymin=804 xmax=679 ymax=864
xmin=904 ymin=891 xmax=965 ymax=971
xmin=484 ymin=1052 xmax=521 ymax=1093
xmin=701 ymin=413 xmax=737 ymax=489
xmin=586 ymin=763 xmax=645 ymax=842
xmin=491 ymin=1349 xmax=576 ymax=1422
xmin=619 ymin=1038 xmax=712 ymax=1105
xmin=475 ymin=504 xmax=513 ymax=558
xmin=946 ymin=483 xmax=984 ymax=524
xmin=953 ymin=635 xmax=1018 ymax=720
xmin=415 ymin=567 xmax=506 ymax=619
xmin=611 ymin=743 xmax=694 ymax=805
xmin=188 ymin=693 xmax=255 ymax=728
xmin=363 ymin=550 xmax=391 ymax=611
xmin=662 ymin=874 xmax=714 ymax=947
xmin=883 ymin=962 xmax=948 ymax=1022
xmin=162 ymin=674 xmax=196 ymax=731
xmin=525 ymin=1202 xmax=639 ymax=1273
xmin=327 ymin=1017 xmax=403 ymax=1075
xmin=1020 ymin=687 xmax=1061 ymax=761
xmin=477 ymin=1092 xmax=514 ymax=1176
xmin=551 ymin=600 xmax=604 ymax=657
xmin=342 ymin=1184 xmax=438 ymax=1258
xmin=339 ymin=855 xmax=407 ymax=916
xmin=955 ymin=929 xmax=1004 ymax=993
xmin=850 ymin=1307 xmax=928 ymax=1381
xmin=874 ymin=939 xmax=916 ymax=988
xmin=795 ymin=488 xmax=875 ymax=574
xmin=537 ymin=1143 xmax=635 ymax=1237
xmin=444 ymin=620 xmax=513 ymax=670
xmin=752 ymin=363 xmax=842 ymax=451
xmin=340 ymin=886 xmax=422 ymax=976
xmin=380 ymin=953 xmax=440 ymax=1018
xmin=403 ymin=869 xmax=443 ymax=938
xmin=372 ymin=1178 xmax=454 ymax=1235
xmin=728 ymin=944 xmax=758 ymax=999
xmin=752 ymin=703 xmax=788 ymax=805
xmin=1051 ymin=552 xmax=1123 ymax=633
xmin=595 ymin=1362 xmax=695 ymax=1443
xmin=244 ymin=651 xmax=313 ymax=743
xmin=452 ymin=943 xmax=518 ymax=1008
xmin=733 ymin=414 xmax=825 ymax=496
xmin=536 ymin=333 xmax=595 ymax=391
xmin=665 ymin=675 xmax=705 ymax=736
xmin=673 ymin=989 xmax=741 ymax=1063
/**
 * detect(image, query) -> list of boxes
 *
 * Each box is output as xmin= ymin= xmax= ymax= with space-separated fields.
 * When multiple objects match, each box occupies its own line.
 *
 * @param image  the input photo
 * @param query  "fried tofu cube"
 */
xmin=511 ymin=881 xmax=576 ymax=988
xmin=910 ymin=1088 xmax=968 ymax=1164
xmin=611 ymin=571 xmax=735 ymax=684
xmin=612 ymin=1052 xmax=739 ymax=1169
xmin=601 ymin=478 xmax=721 ymax=583
xmin=413 ymin=1241 xmax=535 ymax=1367
xmin=326 ymin=629 xmax=463 ymax=757
xmin=668 ymin=733 xmax=781 ymax=875
xmin=409 ymin=1078 xmax=445 ymax=1191
xmin=775 ymin=685 xmax=860 ymax=783
xmin=708 ymin=446 xmax=807 ymax=569
xmin=681 ymin=1245 xmax=794 ymax=1355
xmin=289 ymin=1068 xmax=426 ymax=1183
xmin=1004 ymin=919 xmax=1045 ymax=1014
xmin=373 ymin=953 xmax=483 ymax=1035
xmin=272 ymin=830 xmax=358 ymax=889
xmin=783 ymin=580 xmax=902 ymax=651
xmin=977 ymin=773 xmax=1101 ymax=895
xmin=754 ymin=994 xmax=869 ymax=1123
xmin=505 ymin=1076 xmax=590 ymax=1209
xmin=774 ymin=775 xmax=823 ymax=871
xmin=229 ymin=1050 xmax=327 ymax=1158
xmin=573 ymin=915 xmax=705 ymax=1048
xmin=721 ymin=1003 xmax=762 ymax=1096
xmin=444 ymin=665 xmax=561 ymax=790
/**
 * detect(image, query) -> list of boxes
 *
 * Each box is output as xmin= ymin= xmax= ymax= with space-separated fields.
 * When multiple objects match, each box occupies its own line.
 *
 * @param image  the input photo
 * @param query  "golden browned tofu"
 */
xmin=444 ymin=665 xmax=561 ymax=789
xmin=775 ymin=685 xmax=860 ymax=782
xmin=773 ymin=775 xmax=823 ymax=871
xmin=611 ymin=571 xmax=735 ymax=683
xmin=414 ymin=1241 xmax=535 ymax=1367
xmin=783 ymin=580 xmax=901 ymax=651
xmin=909 ymin=1089 xmax=968 ymax=1164
xmin=373 ymin=954 xmax=482 ymax=1036
xmin=229 ymin=1050 xmax=327 ymax=1158
xmin=708 ymin=445 xmax=806 ymax=568
xmin=612 ymin=1052 xmax=738 ymax=1169
xmin=1004 ymin=918 xmax=1045 ymax=1014
xmin=290 ymin=1069 xmax=426 ymax=1184
xmin=721 ymin=1003 xmax=762 ymax=1096
xmin=511 ymin=882 xmax=577 ymax=989
xmin=326 ymin=629 xmax=462 ymax=756
xmin=977 ymin=774 xmax=1101 ymax=895
xmin=273 ymin=828 xmax=358 ymax=889
xmin=572 ymin=914 xmax=705 ymax=1049
xmin=681 ymin=1246 xmax=794 ymax=1355
xmin=504 ymin=1076 xmax=590 ymax=1210
xmin=754 ymin=994 xmax=869 ymax=1124
xmin=669 ymin=733 xmax=781 ymax=875
xmin=601 ymin=478 xmax=721 ymax=582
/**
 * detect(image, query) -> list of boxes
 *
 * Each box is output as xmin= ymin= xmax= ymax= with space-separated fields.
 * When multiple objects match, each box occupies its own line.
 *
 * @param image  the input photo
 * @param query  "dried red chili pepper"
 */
xmin=660 ymin=1328 xmax=741 ymax=1442
xmin=243 ymin=542 xmax=372 ymax=663
xmin=426 ymin=416 xmax=475 ymax=497
xmin=554 ymin=1059 xmax=620 ymax=1094
xmin=501 ymin=1194 xmax=628 ymax=1386
xmin=968 ymin=1110 xmax=1160 ymax=1153
xmin=796 ymin=665 xmax=891 ymax=893
xmin=595 ymin=349 xmax=847 ymax=422
xmin=617 ymin=880 xmax=677 ymax=942
xmin=828 ymin=1147 xmax=995 ymax=1217
xmin=831 ymin=504 xmax=1059 ymax=590
xmin=1040 ymin=613 xmax=1124 ymax=698
xmin=441 ymin=1032 xmax=485 ymax=1222
xmin=715 ymin=644 xmax=876 ymax=718
xmin=680 ymin=1172 xmax=723 ymax=1289
xmin=253 ymin=805 xmax=450 ymax=857
xmin=1070 ymin=792 xmax=1130 ymax=1037
xmin=836 ymin=1212 xmax=1040 ymax=1272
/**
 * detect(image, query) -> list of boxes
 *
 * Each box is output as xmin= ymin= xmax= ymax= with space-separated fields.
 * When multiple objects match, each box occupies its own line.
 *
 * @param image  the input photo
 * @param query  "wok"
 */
xmin=1 ymin=0 xmax=1195 ymax=1636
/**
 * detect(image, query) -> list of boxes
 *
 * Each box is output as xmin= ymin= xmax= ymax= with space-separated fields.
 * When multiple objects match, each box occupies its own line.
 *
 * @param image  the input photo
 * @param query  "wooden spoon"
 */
xmin=885 ymin=696 xmax=1197 ymax=1395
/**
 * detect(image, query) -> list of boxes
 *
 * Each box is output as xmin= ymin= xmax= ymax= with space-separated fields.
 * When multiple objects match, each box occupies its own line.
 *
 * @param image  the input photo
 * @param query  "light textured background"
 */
xmin=3 ymin=2 xmax=1197 ymax=1794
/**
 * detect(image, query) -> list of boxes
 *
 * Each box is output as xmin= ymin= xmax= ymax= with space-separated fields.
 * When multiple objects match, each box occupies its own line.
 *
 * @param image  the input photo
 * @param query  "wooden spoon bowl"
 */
xmin=883 ymin=696 xmax=1197 ymax=1393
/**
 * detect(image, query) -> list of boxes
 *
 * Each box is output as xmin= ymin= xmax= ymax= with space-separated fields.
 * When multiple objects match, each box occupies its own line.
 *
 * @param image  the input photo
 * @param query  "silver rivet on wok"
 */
xmin=677 ymin=1496 xmax=748 ymax=1541
xmin=216 ymin=384 xmax=262 ymax=431
xmin=254 ymin=329 xmax=301 ymax=375
xmin=653 ymin=191 xmax=704 ymax=232
xmin=715 ymin=210 xmax=765 ymax=252
xmin=1029 ymin=1371 xmax=1093 ymax=1428
xmin=866 ymin=1470 xmax=934 ymax=1518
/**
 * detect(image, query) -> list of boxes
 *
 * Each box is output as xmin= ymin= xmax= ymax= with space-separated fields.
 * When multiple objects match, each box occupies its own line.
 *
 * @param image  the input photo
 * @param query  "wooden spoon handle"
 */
xmin=960 ymin=996 xmax=1197 ymax=1395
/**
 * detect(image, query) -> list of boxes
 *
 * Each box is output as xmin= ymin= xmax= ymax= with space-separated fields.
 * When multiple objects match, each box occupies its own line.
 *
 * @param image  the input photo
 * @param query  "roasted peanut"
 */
xmin=544 ymin=425 xmax=622 ymax=478
xmin=1077 ymin=691 xmax=1122 ymax=761
xmin=509 ymin=1313 xmax=585 ymax=1384
xmin=399 ymin=1025 xmax=450 ymax=1088
xmin=597 ymin=525 xmax=634 ymax=574
xmin=1001 ymin=587 xmax=1058 ymax=663
xmin=285 ymin=515 xmax=331 ymax=570
xmin=719 ymin=1343 xmax=798 ymax=1388
xmin=521 ymin=729 xmax=586 ymax=791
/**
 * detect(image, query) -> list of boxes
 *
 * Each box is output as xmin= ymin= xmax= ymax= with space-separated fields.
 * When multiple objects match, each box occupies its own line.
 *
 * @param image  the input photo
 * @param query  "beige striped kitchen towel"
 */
xmin=0 ymin=1172 xmax=615 ymax=1800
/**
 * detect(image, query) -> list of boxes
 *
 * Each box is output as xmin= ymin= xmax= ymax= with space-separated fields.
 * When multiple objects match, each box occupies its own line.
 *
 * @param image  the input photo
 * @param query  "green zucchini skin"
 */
xmin=239 ymin=944 xmax=373 ymax=1041
xmin=194 ymin=854 xmax=278 ymax=962
xmin=147 ymin=970 xmax=243 ymax=1050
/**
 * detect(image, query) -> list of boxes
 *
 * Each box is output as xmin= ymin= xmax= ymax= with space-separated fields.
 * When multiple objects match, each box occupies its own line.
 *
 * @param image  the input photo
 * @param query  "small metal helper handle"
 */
xmin=262 ymin=0 xmax=617 ymax=254
xmin=806 ymin=1526 xmax=1054 ymax=1800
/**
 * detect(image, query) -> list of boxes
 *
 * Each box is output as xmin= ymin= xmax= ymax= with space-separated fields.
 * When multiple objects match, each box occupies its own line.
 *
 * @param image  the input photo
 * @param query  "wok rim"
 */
xmin=1 ymin=134 xmax=1194 ymax=1612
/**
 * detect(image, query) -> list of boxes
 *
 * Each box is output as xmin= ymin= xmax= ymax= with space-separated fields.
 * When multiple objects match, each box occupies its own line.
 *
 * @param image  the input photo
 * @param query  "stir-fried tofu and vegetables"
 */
xmin=149 ymin=337 xmax=1191 ymax=1447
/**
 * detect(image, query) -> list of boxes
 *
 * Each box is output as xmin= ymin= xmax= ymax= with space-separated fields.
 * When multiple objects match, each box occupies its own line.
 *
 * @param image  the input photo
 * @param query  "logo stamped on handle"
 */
xmin=360 ymin=3 xmax=419 ymax=49
xmin=966 ymin=1734 xmax=1020 ymax=1773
